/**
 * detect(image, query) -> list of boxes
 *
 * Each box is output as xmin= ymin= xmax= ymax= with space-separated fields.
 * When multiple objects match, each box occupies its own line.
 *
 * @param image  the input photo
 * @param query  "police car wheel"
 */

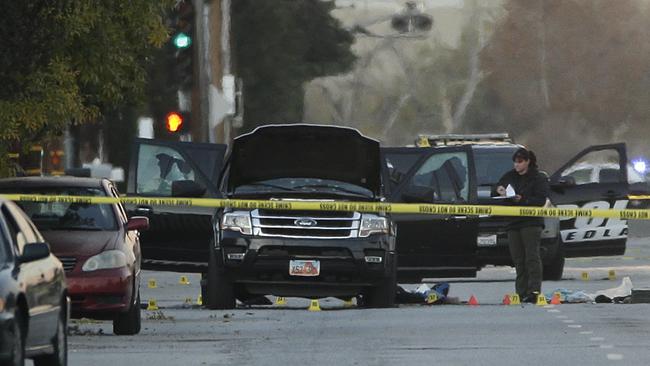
xmin=543 ymin=248 xmax=565 ymax=281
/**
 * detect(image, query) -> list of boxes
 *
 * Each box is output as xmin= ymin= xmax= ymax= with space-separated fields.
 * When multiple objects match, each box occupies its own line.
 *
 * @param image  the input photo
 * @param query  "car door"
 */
xmin=381 ymin=147 xmax=430 ymax=197
xmin=388 ymin=146 xmax=479 ymax=279
xmin=110 ymin=183 xmax=141 ymax=279
xmin=1 ymin=203 xmax=58 ymax=347
xmin=549 ymin=143 xmax=630 ymax=257
xmin=126 ymin=139 xmax=227 ymax=272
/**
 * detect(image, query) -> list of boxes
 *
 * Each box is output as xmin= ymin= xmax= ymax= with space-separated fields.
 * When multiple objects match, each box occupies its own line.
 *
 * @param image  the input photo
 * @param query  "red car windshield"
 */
xmin=7 ymin=187 xmax=117 ymax=231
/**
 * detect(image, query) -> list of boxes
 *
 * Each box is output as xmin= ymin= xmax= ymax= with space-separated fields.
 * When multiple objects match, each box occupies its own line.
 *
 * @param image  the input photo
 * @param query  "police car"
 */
xmin=383 ymin=134 xmax=641 ymax=280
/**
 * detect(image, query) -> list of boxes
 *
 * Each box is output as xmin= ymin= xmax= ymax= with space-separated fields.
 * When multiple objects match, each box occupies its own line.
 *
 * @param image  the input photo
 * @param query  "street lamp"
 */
xmin=349 ymin=1 xmax=433 ymax=39
xmin=391 ymin=2 xmax=433 ymax=34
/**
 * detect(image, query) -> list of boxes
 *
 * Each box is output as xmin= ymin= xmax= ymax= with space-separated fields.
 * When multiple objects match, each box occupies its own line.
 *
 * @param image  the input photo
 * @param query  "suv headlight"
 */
xmin=359 ymin=214 xmax=389 ymax=237
xmin=222 ymin=211 xmax=252 ymax=235
xmin=82 ymin=250 xmax=127 ymax=272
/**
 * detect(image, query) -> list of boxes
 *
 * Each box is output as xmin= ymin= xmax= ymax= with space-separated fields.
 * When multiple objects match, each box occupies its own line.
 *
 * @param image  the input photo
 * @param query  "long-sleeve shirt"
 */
xmin=496 ymin=168 xmax=550 ymax=228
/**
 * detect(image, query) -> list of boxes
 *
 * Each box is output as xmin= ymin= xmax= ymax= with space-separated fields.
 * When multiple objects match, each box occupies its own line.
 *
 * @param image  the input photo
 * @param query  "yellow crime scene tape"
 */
xmin=2 ymin=193 xmax=650 ymax=220
xmin=629 ymin=195 xmax=650 ymax=200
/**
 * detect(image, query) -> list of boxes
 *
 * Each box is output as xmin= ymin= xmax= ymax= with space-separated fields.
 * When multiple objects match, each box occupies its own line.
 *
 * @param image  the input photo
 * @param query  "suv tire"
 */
xmin=206 ymin=248 xmax=236 ymax=310
xmin=363 ymin=254 xmax=397 ymax=308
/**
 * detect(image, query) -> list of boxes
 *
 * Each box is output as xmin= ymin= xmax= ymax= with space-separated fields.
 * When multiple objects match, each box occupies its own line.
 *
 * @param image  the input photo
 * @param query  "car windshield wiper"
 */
xmin=292 ymin=184 xmax=372 ymax=198
xmin=235 ymin=182 xmax=296 ymax=192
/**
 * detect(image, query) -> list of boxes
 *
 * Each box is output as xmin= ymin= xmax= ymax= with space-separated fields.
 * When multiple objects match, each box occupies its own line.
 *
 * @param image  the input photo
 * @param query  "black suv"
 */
xmin=384 ymin=133 xmax=640 ymax=280
xmin=129 ymin=125 xmax=397 ymax=308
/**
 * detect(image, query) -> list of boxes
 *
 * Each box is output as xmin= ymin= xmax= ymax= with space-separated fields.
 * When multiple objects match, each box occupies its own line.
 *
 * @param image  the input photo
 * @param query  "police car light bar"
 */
xmin=416 ymin=133 xmax=513 ymax=147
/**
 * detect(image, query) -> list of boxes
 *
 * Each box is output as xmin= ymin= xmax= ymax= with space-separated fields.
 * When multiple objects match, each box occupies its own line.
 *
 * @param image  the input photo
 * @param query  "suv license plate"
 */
xmin=477 ymin=235 xmax=498 ymax=247
xmin=289 ymin=260 xmax=320 ymax=277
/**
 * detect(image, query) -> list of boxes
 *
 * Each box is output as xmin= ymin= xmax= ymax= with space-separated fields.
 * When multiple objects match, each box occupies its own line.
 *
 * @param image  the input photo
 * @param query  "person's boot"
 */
xmin=522 ymin=292 xmax=539 ymax=304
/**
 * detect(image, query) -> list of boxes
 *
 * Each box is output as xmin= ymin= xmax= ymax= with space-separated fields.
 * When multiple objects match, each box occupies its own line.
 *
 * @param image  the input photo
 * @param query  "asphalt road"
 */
xmin=55 ymin=222 xmax=650 ymax=366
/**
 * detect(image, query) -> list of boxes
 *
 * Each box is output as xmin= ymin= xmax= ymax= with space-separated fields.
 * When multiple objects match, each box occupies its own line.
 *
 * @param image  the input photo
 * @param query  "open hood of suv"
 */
xmin=227 ymin=124 xmax=382 ymax=196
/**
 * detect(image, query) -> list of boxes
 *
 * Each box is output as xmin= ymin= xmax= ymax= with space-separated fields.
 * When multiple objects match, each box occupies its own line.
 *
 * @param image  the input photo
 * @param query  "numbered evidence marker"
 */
xmin=426 ymin=292 xmax=439 ymax=304
xmin=147 ymin=299 xmax=159 ymax=311
xmin=510 ymin=294 xmax=521 ymax=305
xmin=148 ymin=279 xmax=157 ymax=289
xmin=581 ymin=272 xmax=590 ymax=281
xmin=608 ymin=270 xmax=616 ymax=281
xmin=179 ymin=276 xmax=190 ymax=285
xmin=308 ymin=299 xmax=321 ymax=312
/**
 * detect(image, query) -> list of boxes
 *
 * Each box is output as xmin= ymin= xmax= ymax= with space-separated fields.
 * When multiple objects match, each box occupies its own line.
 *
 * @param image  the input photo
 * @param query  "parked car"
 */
xmin=0 ymin=198 xmax=68 ymax=366
xmin=0 ymin=177 xmax=149 ymax=335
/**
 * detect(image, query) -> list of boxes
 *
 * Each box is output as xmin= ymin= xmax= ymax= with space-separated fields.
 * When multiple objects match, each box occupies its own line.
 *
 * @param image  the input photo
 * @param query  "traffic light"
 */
xmin=49 ymin=149 xmax=64 ymax=175
xmin=165 ymin=111 xmax=190 ymax=133
xmin=171 ymin=1 xmax=194 ymax=90
xmin=172 ymin=32 xmax=191 ymax=49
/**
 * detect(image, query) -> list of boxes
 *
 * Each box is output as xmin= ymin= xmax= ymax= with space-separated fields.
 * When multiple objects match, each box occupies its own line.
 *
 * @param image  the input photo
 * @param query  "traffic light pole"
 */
xmin=193 ymin=0 xmax=210 ymax=143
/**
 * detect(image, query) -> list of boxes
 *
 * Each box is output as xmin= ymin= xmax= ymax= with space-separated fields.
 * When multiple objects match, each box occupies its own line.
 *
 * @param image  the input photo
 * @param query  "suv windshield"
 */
xmin=473 ymin=148 xmax=517 ymax=186
xmin=233 ymin=178 xmax=374 ymax=198
xmin=2 ymin=187 xmax=117 ymax=231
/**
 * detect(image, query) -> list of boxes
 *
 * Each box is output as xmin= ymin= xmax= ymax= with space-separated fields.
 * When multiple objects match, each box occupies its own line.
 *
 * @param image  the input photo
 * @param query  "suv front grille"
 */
xmin=58 ymin=256 xmax=77 ymax=272
xmin=251 ymin=209 xmax=360 ymax=239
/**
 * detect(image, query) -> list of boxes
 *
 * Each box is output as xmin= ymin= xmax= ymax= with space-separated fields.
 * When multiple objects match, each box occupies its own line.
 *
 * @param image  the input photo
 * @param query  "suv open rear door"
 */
xmin=126 ymin=138 xmax=227 ymax=272
xmin=387 ymin=146 xmax=479 ymax=280
xmin=550 ymin=143 xmax=629 ymax=257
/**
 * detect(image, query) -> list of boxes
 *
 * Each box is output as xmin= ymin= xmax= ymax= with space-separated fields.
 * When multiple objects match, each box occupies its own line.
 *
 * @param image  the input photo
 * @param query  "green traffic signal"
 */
xmin=173 ymin=32 xmax=191 ymax=49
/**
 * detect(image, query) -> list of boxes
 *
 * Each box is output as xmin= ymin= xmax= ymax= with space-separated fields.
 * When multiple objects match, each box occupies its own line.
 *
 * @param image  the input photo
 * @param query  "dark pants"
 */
xmin=508 ymin=226 xmax=543 ymax=297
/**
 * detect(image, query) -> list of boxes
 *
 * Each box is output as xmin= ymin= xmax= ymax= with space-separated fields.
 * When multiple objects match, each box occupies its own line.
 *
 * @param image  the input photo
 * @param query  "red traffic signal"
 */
xmin=165 ymin=112 xmax=184 ymax=133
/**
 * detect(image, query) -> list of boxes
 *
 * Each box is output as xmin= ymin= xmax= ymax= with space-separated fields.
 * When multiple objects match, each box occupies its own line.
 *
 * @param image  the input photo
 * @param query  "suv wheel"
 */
xmin=543 ymin=243 xmax=565 ymax=281
xmin=363 ymin=255 xmax=397 ymax=309
xmin=206 ymin=248 xmax=236 ymax=310
xmin=113 ymin=290 xmax=141 ymax=335
xmin=34 ymin=302 xmax=67 ymax=366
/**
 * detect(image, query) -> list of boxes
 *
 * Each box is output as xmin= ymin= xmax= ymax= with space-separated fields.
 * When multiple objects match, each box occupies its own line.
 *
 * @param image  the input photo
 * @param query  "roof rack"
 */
xmin=415 ymin=133 xmax=513 ymax=147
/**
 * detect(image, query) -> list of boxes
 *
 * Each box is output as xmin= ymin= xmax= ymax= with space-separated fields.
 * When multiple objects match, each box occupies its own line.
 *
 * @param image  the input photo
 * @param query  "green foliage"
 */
xmin=232 ymin=0 xmax=355 ymax=130
xmin=0 ymin=1 xmax=172 ymax=176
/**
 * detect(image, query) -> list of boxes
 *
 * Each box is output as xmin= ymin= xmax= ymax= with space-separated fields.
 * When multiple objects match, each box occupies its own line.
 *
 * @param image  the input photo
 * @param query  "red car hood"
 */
xmin=41 ymin=230 xmax=119 ymax=257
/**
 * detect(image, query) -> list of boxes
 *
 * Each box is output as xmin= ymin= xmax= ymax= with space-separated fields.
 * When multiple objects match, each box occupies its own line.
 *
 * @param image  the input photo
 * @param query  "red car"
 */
xmin=0 ymin=177 xmax=149 ymax=335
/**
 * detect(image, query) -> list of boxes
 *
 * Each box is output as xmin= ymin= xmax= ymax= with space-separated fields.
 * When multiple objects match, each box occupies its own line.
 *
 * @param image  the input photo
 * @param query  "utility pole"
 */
xmin=192 ymin=0 xmax=210 ymax=143
xmin=192 ymin=0 xmax=235 ymax=144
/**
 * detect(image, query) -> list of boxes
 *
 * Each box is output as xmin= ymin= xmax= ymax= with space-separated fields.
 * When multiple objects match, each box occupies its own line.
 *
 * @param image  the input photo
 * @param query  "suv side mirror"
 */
xmin=553 ymin=176 xmax=576 ymax=187
xmin=126 ymin=216 xmax=150 ymax=231
xmin=401 ymin=185 xmax=435 ymax=204
xmin=171 ymin=180 xmax=206 ymax=198
xmin=18 ymin=242 xmax=50 ymax=264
